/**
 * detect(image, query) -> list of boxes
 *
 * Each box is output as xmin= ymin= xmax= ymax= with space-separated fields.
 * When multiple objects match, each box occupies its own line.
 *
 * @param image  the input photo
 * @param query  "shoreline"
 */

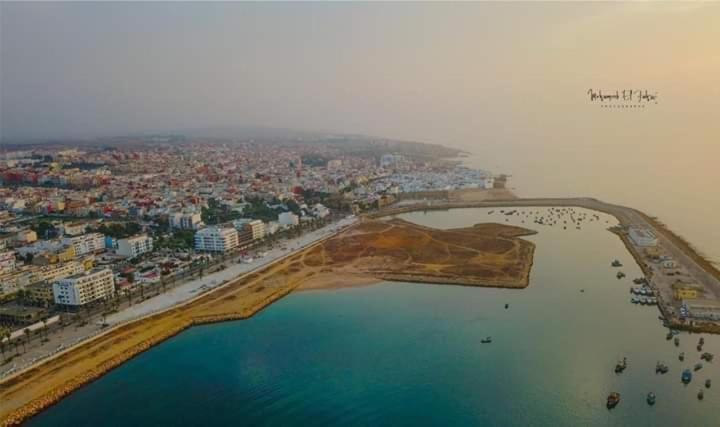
xmin=3 ymin=197 xmax=718 ymax=425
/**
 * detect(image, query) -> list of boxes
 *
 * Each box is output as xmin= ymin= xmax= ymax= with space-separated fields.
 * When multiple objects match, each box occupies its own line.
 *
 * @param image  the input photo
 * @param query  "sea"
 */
xmin=27 ymin=208 xmax=720 ymax=427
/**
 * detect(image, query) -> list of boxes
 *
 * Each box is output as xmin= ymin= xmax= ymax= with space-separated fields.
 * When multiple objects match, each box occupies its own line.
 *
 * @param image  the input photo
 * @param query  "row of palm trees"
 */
xmin=0 ymin=318 xmax=52 ymax=362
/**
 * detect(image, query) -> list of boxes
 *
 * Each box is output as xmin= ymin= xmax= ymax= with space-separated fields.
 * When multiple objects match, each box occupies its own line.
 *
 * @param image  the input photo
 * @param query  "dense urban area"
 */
xmin=0 ymin=135 xmax=501 ymax=369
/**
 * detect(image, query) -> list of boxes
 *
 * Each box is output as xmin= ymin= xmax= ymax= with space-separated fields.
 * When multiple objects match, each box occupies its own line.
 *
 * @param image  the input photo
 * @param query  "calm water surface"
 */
xmin=28 ymin=208 xmax=720 ymax=426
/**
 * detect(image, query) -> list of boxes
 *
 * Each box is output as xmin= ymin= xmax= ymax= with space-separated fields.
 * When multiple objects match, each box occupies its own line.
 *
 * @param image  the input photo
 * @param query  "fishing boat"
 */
xmin=615 ymin=357 xmax=627 ymax=374
xmin=606 ymin=392 xmax=621 ymax=409
xmin=695 ymin=363 xmax=703 ymax=371
xmin=701 ymin=352 xmax=714 ymax=362
xmin=698 ymin=390 xmax=704 ymax=400
xmin=611 ymin=260 xmax=623 ymax=267
xmin=699 ymin=337 xmax=705 ymax=346
xmin=682 ymin=369 xmax=693 ymax=384
xmin=674 ymin=337 xmax=680 ymax=347
xmin=481 ymin=337 xmax=492 ymax=344
xmin=646 ymin=392 xmax=656 ymax=406
xmin=616 ymin=271 xmax=626 ymax=279
xmin=505 ymin=304 xmax=509 ymax=309
xmin=679 ymin=352 xmax=685 ymax=361
xmin=705 ymin=379 xmax=712 ymax=389
xmin=666 ymin=332 xmax=673 ymax=340
xmin=656 ymin=362 xmax=669 ymax=374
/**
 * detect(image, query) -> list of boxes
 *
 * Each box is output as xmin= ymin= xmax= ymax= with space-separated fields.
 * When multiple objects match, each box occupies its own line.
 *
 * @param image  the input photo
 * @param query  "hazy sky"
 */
xmin=2 ymin=2 xmax=718 ymax=145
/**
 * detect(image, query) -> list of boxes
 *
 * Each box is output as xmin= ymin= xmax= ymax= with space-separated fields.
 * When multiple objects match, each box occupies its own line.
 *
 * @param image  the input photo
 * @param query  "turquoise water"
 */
xmin=27 ymin=208 xmax=720 ymax=426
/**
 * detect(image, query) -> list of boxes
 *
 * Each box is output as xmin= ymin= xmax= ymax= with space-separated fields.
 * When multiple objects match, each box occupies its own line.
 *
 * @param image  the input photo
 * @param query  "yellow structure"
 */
xmin=672 ymin=281 xmax=703 ymax=300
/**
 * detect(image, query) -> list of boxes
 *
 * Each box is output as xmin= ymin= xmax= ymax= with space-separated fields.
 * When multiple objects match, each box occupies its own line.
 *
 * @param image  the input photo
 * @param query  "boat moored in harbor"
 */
xmin=656 ymin=362 xmax=669 ymax=374
xmin=607 ymin=392 xmax=621 ymax=409
xmin=682 ymin=369 xmax=693 ymax=384
xmin=615 ymin=357 xmax=627 ymax=374
xmin=481 ymin=337 xmax=492 ymax=344
xmin=646 ymin=392 xmax=656 ymax=406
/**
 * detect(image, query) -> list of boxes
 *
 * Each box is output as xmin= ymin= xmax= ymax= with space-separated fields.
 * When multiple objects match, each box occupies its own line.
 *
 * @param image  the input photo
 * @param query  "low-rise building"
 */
xmin=62 ymin=222 xmax=88 ymax=236
xmin=686 ymin=299 xmax=720 ymax=321
xmin=278 ymin=212 xmax=299 ymax=227
xmin=194 ymin=227 xmax=238 ymax=253
xmin=53 ymin=268 xmax=115 ymax=307
xmin=628 ymin=227 xmax=658 ymax=247
xmin=117 ymin=234 xmax=154 ymax=258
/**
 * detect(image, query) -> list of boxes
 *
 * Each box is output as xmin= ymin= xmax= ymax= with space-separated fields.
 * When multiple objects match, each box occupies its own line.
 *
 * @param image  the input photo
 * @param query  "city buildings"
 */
xmin=116 ymin=234 xmax=154 ymax=258
xmin=52 ymin=268 xmax=115 ymax=307
xmin=194 ymin=227 xmax=239 ymax=253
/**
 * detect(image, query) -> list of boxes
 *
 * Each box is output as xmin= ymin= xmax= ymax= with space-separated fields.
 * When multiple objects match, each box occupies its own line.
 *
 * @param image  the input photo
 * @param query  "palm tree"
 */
xmin=41 ymin=319 xmax=48 ymax=340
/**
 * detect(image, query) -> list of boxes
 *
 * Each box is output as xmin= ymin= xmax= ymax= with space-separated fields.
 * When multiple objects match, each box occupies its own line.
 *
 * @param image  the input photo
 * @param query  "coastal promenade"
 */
xmin=0 ymin=215 xmax=358 ymax=381
xmin=373 ymin=197 xmax=720 ymax=331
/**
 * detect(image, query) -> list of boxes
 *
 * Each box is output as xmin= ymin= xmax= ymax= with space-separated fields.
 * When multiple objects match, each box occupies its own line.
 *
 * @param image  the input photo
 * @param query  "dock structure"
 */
xmin=373 ymin=196 xmax=720 ymax=333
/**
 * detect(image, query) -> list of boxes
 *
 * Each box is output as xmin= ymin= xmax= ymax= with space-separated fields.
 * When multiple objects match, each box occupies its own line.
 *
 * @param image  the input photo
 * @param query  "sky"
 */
xmin=1 ymin=2 xmax=718 ymax=145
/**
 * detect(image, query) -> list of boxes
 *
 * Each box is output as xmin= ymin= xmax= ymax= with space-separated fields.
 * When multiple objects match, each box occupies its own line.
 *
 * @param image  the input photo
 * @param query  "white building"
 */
xmin=628 ymin=227 xmax=658 ymax=247
xmin=278 ymin=212 xmax=300 ymax=227
xmin=117 ymin=234 xmax=154 ymax=258
xmin=53 ymin=268 xmax=115 ymax=307
xmin=194 ymin=227 xmax=239 ymax=252
xmin=170 ymin=212 xmax=203 ymax=230
xmin=62 ymin=233 xmax=105 ymax=256
xmin=312 ymin=203 xmax=330 ymax=219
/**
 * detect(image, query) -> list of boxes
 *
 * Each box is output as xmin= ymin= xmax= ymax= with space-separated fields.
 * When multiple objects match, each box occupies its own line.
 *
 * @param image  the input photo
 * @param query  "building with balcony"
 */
xmin=53 ymin=268 xmax=115 ymax=307
xmin=194 ymin=227 xmax=238 ymax=253
xmin=117 ymin=234 xmax=154 ymax=258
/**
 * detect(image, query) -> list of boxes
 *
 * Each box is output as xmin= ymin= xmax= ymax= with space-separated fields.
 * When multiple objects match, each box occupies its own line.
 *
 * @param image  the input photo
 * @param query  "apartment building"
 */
xmin=62 ymin=232 xmax=105 ymax=256
xmin=194 ymin=227 xmax=238 ymax=253
xmin=117 ymin=234 xmax=154 ymax=258
xmin=170 ymin=212 xmax=202 ymax=230
xmin=53 ymin=268 xmax=115 ymax=306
